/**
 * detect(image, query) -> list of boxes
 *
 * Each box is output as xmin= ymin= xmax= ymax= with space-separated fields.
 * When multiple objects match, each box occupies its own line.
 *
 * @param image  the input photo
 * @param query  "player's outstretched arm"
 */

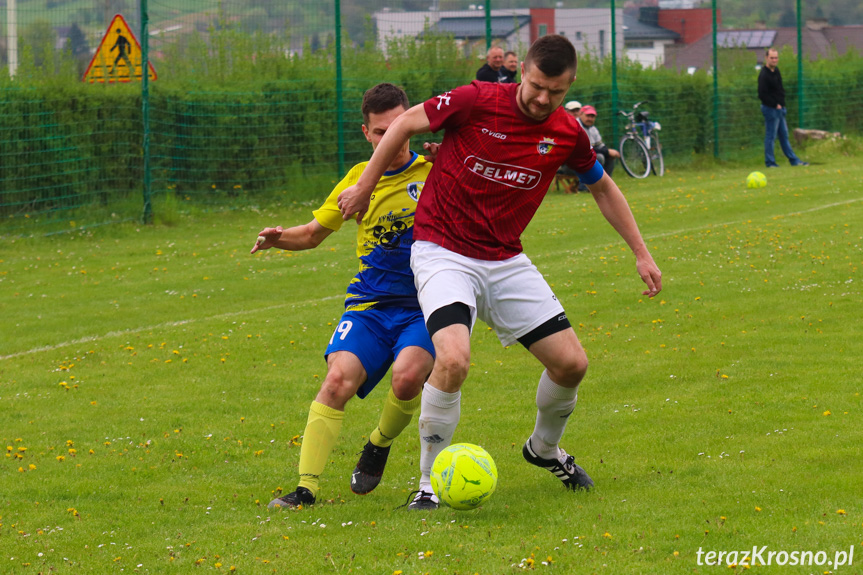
xmin=338 ymin=103 xmax=432 ymax=222
xmin=250 ymin=221 xmax=333 ymax=255
xmin=587 ymin=174 xmax=662 ymax=297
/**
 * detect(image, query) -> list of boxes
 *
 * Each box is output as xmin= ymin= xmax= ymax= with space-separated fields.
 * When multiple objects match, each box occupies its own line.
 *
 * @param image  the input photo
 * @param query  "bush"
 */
xmin=2 ymin=24 xmax=863 ymax=228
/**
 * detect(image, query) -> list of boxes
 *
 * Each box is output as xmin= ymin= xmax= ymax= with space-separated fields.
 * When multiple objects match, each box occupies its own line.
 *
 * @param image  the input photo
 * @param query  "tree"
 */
xmin=21 ymin=20 xmax=57 ymax=69
xmin=66 ymin=23 xmax=90 ymax=76
xmin=778 ymin=8 xmax=796 ymax=27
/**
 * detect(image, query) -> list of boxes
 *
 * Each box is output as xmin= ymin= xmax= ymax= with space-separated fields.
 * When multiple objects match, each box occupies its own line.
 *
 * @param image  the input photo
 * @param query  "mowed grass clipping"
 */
xmin=1 ymin=155 xmax=862 ymax=574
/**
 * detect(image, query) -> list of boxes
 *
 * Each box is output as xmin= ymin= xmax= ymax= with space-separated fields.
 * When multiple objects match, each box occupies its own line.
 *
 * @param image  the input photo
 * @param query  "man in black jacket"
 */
xmin=476 ymin=46 xmax=506 ymax=83
xmin=758 ymin=48 xmax=808 ymax=168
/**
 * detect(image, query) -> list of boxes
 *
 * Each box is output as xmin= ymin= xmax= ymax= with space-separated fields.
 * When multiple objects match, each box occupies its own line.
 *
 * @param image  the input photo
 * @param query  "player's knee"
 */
xmin=390 ymin=368 xmax=425 ymax=401
xmin=547 ymin=353 xmax=588 ymax=389
xmin=318 ymin=366 xmax=362 ymax=407
xmin=432 ymin=347 xmax=470 ymax=387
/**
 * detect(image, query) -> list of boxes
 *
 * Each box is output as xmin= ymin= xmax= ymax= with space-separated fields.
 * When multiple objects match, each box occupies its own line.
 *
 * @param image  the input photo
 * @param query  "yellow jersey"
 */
xmin=313 ymin=151 xmax=430 ymax=311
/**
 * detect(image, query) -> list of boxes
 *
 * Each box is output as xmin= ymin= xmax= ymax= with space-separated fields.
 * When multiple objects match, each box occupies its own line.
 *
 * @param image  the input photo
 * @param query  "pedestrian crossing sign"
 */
xmin=83 ymin=14 xmax=157 ymax=83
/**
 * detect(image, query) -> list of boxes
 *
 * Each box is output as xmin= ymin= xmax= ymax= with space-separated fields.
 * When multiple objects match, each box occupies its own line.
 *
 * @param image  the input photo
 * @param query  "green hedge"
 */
xmin=2 ymin=30 xmax=862 ymax=226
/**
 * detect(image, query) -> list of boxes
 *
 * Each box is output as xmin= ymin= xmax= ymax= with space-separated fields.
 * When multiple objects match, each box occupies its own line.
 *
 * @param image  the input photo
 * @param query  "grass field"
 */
xmin=2 ymin=152 xmax=862 ymax=574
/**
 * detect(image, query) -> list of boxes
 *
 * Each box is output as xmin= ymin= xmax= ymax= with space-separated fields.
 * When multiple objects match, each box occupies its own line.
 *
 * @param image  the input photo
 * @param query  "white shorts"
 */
xmin=411 ymin=240 xmax=566 ymax=347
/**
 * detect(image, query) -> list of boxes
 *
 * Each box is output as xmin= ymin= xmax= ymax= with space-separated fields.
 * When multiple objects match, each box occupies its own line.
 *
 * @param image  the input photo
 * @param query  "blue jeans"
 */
xmin=762 ymin=105 xmax=802 ymax=167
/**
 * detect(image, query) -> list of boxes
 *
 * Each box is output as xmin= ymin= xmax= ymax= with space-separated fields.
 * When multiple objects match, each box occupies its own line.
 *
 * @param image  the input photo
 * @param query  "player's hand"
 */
xmin=250 ymin=226 xmax=283 ymax=254
xmin=423 ymin=142 xmax=441 ymax=163
xmin=338 ymin=185 xmax=370 ymax=223
xmin=636 ymin=254 xmax=662 ymax=297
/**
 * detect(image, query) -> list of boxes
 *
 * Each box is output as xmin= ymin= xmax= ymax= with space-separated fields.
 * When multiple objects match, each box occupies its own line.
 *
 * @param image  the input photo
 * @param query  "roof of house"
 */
xmin=623 ymin=13 xmax=681 ymax=41
xmin=823 ymin=26 xmax=863 ymax=55
xmin=664 ymin=25 xmax=863 ymax=71
xmin=432 ymin=15 xmax=531 ymax=40
xmin=716 ymin=29 xmax=776 ymax=48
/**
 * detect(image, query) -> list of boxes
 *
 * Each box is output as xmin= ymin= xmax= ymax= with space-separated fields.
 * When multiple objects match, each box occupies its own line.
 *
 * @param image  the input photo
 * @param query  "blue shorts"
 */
xmin=324 ymin=307 xmax=435 ymax=399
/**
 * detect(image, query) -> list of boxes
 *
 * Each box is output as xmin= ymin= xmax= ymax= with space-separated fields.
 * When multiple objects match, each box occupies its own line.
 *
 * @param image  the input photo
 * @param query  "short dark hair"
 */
xmin=362 ymin=83 xmax=409 ymax=125
xmin=766 ymin=47 xmax=778 ymax=56
xmin=504 ymin=50 xmax=517 ymax=59
xmin=524 ymin=35 xmax=577 ymax=78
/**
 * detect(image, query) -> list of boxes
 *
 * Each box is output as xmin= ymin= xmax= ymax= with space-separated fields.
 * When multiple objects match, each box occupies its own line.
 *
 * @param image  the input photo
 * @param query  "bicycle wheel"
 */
xmin=619 ymin=135 xmax=651 ymax=179
xmin=648 ymin=131 xmax=664 ymax=177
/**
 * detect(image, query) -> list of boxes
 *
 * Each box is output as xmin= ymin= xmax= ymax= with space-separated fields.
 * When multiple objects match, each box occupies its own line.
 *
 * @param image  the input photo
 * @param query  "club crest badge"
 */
xmin=537 ymin=137 xmax=556 ymax=155
xmin=406 ymin=182 xmax=423 ymax=202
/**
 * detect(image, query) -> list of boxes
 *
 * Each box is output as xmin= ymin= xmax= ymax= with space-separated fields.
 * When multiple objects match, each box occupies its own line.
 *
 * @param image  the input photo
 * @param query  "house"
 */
xmin=656 ymin=7 xmax=717 ymax=44
xmin=623 ymin=8 xmax=680 ymax=68
xmin=373 ymin=8 xmax=624 ymax=60
xmin=664 ymin=21 xmax=863 ymax=72
xmin=373 ymin=8 xmax=530 ymax=56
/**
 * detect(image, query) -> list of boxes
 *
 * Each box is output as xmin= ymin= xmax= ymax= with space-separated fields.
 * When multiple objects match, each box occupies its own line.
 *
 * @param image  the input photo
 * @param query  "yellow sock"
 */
xmin=370 ymin=387 xmax=420 ymax=448
xmin=297 ymin=401 xmax=344 ymax=494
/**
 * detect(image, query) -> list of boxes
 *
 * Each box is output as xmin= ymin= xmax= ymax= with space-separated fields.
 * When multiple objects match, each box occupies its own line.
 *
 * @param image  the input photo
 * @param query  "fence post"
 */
xmin=610 ymin=0 xmax=618 ymax=142
xmin=796 ymin=0 xmax=803 ymax=128
xmin=7 ymin=0 xmax=17 ymax=78
xmin=335 ymin=0 xmax=345 ymax=179
xmin=711 ymin=0 xmax=719 ymax=158
xmin=141 ymin=0 xmax=152 ymax=224
xmin=485 ymin=0 xmax=492 ymax=50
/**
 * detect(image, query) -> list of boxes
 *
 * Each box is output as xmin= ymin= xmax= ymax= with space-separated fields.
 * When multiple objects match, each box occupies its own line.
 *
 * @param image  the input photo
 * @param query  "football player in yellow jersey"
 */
xmin=251 ymin=83 xmax=435 ymax=508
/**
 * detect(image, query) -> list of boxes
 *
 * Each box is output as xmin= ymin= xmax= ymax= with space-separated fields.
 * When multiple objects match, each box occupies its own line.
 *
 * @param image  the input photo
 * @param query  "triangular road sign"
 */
xmin=83 ymin=14 xmax=157 ymax=83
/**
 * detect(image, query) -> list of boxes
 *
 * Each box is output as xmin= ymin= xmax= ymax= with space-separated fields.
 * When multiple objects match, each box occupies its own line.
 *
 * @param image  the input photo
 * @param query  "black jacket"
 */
xmin=758 ymin=66 xmax=786 ymax=108
xmin=476 ymin=64 xmax=505 ymax=83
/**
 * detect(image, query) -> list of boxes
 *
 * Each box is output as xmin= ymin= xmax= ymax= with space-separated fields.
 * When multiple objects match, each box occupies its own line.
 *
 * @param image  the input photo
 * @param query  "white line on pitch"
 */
xmin=0 ymin=295 xmax=343 ymax=361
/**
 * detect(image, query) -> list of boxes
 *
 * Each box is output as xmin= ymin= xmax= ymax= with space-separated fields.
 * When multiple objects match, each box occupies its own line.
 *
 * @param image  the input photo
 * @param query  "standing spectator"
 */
xmin=476 ymin=46 xmax=506 ymax=83
xmin=758 ymin=48 xmax=808 ymax=168
xmin=502 ymin=51 xmax=519 ymax=83
xmin=578 ymin=105 xmax=619 ymax=179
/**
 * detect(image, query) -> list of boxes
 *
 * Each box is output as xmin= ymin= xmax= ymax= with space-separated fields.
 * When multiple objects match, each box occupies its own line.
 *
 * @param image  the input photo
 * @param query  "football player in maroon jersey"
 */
xmin=338 ymin=35 xmax=661 ymax=509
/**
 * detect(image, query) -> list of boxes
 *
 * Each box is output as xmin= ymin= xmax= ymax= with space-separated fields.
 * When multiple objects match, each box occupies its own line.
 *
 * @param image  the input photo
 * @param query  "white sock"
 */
xmin=529 ymin=370 xmax=578 ymax=460
xmin=418 ymin=383 xmax=461 ymax=488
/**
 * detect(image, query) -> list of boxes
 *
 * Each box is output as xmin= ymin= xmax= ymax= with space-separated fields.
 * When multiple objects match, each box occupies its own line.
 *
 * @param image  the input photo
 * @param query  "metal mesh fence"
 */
xmin=1 ymin=1 xmax=862 ymax=234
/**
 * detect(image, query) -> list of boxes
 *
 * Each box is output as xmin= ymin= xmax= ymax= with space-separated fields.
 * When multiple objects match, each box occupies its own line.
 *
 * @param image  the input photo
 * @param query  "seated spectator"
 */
xmin=578 ymin=105 xmax=619 ymax=179
xmin=557 ymin=101 xmax=584 ymax=192
xmin=476 ymin=47 xmax=506 ymax=83
xmin=564 ymin=100 xmax=582 ymax=117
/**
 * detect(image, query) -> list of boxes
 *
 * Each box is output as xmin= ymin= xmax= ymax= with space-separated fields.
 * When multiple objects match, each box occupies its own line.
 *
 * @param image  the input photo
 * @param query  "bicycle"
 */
xmin=618 ymin=101 xmax=664 ymax=178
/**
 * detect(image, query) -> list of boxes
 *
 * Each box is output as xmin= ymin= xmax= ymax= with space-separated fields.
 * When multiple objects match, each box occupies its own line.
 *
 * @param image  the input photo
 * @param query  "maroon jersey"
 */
xmin=417 ymin=81 xmax=597 ymax=260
